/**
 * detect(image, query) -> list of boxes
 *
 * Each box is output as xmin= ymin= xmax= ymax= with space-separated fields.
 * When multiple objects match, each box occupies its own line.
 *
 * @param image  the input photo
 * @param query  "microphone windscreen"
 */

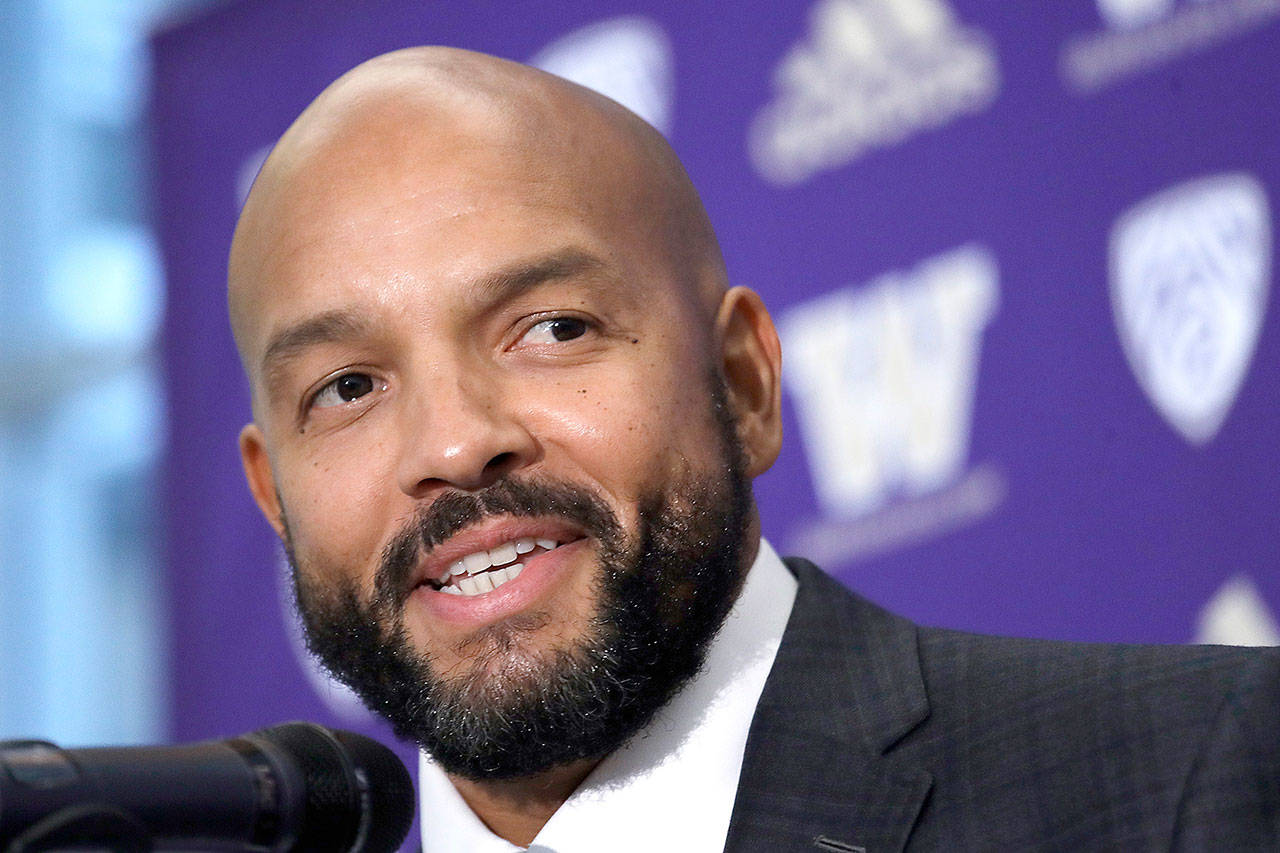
xmin=249 ymin=722 xmax=415 ymax=853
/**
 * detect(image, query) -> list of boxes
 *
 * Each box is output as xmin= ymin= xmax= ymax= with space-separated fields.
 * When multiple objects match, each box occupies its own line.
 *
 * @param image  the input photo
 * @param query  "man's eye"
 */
xmin=522 ymin=317 xmax=589 ymax=344
xmin=312 ymin=372 xmax=379 ymax=408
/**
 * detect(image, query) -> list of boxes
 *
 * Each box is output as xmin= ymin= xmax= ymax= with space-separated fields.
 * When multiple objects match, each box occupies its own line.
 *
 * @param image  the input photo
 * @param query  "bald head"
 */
xmin=229 ymin=46 xmax=727 ymax=376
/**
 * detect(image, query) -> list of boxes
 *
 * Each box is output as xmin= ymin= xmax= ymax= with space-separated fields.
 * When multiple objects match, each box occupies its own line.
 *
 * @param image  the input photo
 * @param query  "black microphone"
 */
xmin=0 ymin=721 xmax=415 ymax=852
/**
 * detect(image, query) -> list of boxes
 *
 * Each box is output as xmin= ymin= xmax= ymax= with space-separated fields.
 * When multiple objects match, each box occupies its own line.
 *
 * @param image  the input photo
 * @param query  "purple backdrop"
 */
xmin=151 ymin=0 xmax=1280 ymax=819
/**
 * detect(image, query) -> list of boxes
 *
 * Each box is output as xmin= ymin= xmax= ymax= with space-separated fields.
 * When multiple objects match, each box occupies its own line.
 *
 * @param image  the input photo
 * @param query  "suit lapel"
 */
xmin=724 ymin=560 xmax=933 ymax=853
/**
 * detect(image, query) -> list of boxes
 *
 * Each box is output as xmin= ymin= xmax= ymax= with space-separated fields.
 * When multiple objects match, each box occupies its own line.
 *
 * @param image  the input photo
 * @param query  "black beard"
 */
xmin=286 ymin=396 xmax=753 ymax=780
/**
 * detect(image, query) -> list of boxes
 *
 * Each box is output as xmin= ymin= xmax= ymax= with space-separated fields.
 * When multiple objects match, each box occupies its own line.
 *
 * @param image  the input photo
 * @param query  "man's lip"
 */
xmin=410 ymin=517 xmax=590 ymax=589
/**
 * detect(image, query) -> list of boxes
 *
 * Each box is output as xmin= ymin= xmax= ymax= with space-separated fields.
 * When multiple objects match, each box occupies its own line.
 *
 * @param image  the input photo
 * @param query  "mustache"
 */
xmin=373 ymin=476 xmax=619 ymax=608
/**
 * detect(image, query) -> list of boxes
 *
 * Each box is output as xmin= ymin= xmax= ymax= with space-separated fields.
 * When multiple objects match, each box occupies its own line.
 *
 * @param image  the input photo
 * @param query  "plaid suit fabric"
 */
xmin=724 ymin=559 xmax=1280 ymax=852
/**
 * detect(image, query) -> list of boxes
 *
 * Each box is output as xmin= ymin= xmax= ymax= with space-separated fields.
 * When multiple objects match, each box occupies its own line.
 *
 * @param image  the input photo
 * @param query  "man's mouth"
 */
xmin=427 ymin=537 xmax=564 ymax=597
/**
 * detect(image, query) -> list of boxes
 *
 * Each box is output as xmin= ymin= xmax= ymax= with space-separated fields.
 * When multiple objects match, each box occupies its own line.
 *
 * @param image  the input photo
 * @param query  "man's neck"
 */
xmin=447 ymin=758 xmax=602 ymax=846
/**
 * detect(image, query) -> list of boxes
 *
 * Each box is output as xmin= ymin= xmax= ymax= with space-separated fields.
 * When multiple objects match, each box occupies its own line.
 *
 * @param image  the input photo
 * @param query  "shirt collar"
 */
xmin=419 ymin=538 xmax=798 ymax=853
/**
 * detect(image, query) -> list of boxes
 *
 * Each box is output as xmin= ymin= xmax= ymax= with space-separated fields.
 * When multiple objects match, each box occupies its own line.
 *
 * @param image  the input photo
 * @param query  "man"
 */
xmin=228 ymin=47 xmax=1279 ymax=851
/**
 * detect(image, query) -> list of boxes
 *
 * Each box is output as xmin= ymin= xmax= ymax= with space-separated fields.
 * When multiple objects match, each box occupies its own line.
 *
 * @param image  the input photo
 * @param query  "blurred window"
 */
xmin=0 ymin=0 xmax=212 ymax=746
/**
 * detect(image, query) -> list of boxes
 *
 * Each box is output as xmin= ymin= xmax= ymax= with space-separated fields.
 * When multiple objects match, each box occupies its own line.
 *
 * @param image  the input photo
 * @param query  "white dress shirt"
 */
xmin=419 ymin=538 xmax=798 ymax=852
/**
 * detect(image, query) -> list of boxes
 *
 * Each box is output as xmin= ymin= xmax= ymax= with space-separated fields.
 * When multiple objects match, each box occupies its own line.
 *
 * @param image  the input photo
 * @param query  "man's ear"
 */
xmin=239 ymin=423 xmax=287 ymax=540
xmin=715 ymin=286 xmax=783 ymax=477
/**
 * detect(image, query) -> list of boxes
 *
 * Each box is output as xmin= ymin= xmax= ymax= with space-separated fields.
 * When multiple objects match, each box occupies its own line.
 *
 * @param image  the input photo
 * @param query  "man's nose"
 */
xmin=394 ymin=374 xmax=539 ymax=496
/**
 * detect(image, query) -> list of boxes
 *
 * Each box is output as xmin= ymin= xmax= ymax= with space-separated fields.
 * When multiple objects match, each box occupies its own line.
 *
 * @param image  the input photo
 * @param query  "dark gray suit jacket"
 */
xmin=724 ymin=559 xmax=1280 ymax=852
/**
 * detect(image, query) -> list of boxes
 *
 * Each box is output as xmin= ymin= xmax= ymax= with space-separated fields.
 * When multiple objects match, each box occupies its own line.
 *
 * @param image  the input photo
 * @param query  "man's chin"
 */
xmin=426 ymin=610 xmax=582 ymax=695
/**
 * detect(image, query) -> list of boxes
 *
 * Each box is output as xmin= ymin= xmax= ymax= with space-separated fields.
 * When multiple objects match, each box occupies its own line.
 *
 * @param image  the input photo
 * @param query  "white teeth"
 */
xmin=435 ymin=537 xmax=561 ymax=590
xmin=438 ymin=561 xmax=528 ymax=596
xmin=489 ymin=563 xmax=524 ymax=591
xmin=462 ymin=551 xmax=492 ymax=573
xmin=489 ymin=541 xmax=518 ymax=566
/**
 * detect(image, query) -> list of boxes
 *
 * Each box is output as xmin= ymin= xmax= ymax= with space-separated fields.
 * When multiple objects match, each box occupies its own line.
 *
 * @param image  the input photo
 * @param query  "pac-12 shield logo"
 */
xmin=1110 ymin=173 xmax=1271 ymax=445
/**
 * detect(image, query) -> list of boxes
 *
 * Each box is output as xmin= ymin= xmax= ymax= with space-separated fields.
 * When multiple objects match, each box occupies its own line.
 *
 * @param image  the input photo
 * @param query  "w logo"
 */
xmin=782 ymin=246 xmax=998 ymax=518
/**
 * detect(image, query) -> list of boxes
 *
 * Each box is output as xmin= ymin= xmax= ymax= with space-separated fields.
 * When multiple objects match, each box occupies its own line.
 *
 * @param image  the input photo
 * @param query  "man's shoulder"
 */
xmin=901 ymin=592 xmax=1272 ymax=710
xmin=904 ymin=609 xmax=1279 ymax=774
xmin=783 ymin=554 xmax=1279 ymax=702
xmin=759 ymin=556 xmax=1280 ymax=849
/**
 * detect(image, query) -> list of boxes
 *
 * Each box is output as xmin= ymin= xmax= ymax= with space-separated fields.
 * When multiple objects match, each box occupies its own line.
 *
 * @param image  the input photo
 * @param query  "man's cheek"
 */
xmin=287 ymin=503 xmax=384 ymax=592
xmin=291 ymin=452 xmax=389 ymax=526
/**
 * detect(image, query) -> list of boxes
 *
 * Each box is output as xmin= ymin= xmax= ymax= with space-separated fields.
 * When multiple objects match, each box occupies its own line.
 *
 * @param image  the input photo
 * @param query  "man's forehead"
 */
xmin=229 ymin=47 xmax=726 ymax=375
xmin=234 ymin=164 xmax=635 ymax=359
xmin=234 ymin=56 xmax=648 ymax=275
xmin=253 ymin=49 xmax=648 ymax=201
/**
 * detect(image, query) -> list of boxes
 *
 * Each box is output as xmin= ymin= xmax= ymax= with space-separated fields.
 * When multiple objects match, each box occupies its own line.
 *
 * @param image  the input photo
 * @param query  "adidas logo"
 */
xmin=750 ymin=0 xmax=999 ymax=185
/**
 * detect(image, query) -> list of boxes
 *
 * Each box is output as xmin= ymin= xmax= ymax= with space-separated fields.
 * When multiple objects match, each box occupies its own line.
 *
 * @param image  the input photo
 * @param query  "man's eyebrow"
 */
xmin=260 ymin=309 xmax=370 ymax=381
xmin=472 ymin=248 xmax=609 ymax=303
xmin=257 ymin=249 xmax=607 ymax=384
